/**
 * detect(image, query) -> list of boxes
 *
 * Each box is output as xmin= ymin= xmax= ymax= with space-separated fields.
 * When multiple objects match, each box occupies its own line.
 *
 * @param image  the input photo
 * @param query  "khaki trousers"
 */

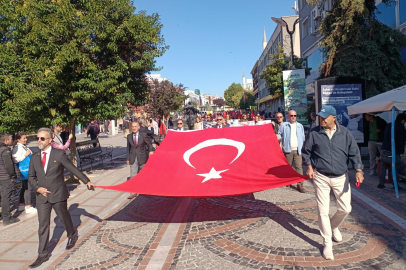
xmin=284 ymin=150 xmax=303 ymax=186
xmin=313 ymin=171 xmax=352 ymax=245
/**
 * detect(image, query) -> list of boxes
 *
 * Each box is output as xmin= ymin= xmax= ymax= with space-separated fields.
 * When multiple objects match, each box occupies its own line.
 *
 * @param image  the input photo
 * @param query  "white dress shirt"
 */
xmin=41 ymin=146 xmax=52 ymax=173
xmin=132 ymin=132 xmax=139 ymax=145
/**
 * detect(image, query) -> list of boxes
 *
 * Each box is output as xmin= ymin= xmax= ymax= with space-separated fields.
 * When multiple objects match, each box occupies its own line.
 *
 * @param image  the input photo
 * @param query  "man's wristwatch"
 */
xmin=356 ymin=170 xmax=364 ymax=175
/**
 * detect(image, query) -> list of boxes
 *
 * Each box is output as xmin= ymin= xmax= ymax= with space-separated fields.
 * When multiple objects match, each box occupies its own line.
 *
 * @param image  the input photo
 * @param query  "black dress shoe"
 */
xmin=29 ymin=255 xmax=49 ymax=268
xmin=66 ymin=233 xmax=78 ymax=250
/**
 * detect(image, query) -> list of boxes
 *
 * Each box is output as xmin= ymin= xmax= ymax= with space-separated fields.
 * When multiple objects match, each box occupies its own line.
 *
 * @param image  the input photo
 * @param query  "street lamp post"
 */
xmin=271 ymin=17 xmax=300 ymax=69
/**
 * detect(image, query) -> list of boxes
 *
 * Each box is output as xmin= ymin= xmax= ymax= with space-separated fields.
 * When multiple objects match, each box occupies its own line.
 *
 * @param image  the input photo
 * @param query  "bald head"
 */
xmin=288 ymin=110 xmax=297 ymax=124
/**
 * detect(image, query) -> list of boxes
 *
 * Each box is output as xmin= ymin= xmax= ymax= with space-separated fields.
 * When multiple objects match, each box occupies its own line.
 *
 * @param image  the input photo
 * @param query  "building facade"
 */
xmin=255 ymin=15 xmax=301 ymax=113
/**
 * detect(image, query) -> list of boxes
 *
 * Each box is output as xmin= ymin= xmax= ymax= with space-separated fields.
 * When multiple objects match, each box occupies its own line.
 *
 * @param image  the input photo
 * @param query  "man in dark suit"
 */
xmin=126 ymin=122 xmax=154 ymax=199
xmin=28 ymin=128 xmax=95 ymax=269
xmin=213 ymin=116 xmax=228 ymax=129
xmin=175 ymin=119 xmax=187 ymax=131
xmin=139 ymin=118 xmax=154 ymax=136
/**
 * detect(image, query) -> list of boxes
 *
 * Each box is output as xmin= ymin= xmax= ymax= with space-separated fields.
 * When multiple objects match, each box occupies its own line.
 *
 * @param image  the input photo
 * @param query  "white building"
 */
xmin=242 ymin=71 xmax=253 ymax=91
xmin=255 ymin=15 xmax=301 ymax=113
xmin=184 ymin=90 xmax=200 ymax=105
xmin=146 ymin=74 xmax=170 ymax=83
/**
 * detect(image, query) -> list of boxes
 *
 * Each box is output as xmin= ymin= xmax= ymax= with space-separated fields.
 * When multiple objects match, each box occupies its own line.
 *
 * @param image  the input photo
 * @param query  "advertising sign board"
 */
xmin=283 ymin=69 xmax=307 ymax=125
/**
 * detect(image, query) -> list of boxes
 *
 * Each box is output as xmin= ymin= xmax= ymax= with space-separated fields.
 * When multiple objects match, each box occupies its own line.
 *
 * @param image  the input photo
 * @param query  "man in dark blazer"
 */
xmin=126 ymin=122 xmax=154 ymax=199
xmin=28 ymin=128 xmax=95 ymax=269
xmin=175 ymin=119 xmax=187 ymax=131
xmin=139 ymin=118 xmax=154 ymax=136
xmin=213 ymin=116 xmax=228 ymax=129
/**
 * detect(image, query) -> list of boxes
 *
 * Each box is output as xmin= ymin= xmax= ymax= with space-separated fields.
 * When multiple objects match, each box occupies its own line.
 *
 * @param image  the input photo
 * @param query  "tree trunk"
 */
xmin=68 ymin=118 xmax=79 ymax=183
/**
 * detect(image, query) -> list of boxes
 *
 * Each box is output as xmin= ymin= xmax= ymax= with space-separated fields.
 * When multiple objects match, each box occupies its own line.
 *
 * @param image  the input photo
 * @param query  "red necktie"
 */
xmin=42 ymin=152 xmax=47 ymax=168
xmin=134 ymin=133 xmax=137 ymax=146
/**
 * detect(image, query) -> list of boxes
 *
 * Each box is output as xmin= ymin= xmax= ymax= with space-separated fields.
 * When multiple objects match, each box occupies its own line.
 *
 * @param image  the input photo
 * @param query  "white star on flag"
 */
xmin=197 ymin=168 xmax=229 ymax=183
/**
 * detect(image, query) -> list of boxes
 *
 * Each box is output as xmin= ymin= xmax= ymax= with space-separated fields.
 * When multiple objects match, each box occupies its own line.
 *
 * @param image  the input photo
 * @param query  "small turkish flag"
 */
xmin=97 ymin=124 xmax=308 ymax=197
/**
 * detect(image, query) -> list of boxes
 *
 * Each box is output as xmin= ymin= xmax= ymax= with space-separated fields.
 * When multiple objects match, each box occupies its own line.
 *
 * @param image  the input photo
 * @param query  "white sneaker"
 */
xmin=322 ymin=244 xmax=334 ymax=260
xmin=25 ymin=207 xmax=38 ymax=214
xmin=332 ymin=227 xmax=342 ymax=242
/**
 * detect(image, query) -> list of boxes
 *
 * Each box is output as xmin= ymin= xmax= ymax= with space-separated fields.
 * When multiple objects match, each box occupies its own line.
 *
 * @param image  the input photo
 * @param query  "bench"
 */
xmin=76 ymin=139 xmax=113 ymax=171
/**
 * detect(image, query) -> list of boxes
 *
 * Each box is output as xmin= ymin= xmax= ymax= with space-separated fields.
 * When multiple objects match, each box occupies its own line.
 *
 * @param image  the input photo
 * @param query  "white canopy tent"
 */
xmin=347 ymin=84 xmax=406 ymax=199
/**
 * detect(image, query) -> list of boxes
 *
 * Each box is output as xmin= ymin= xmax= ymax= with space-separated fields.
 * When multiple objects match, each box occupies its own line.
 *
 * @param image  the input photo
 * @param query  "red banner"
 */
xmin=96 ymin=124 xmax=308 ymax=197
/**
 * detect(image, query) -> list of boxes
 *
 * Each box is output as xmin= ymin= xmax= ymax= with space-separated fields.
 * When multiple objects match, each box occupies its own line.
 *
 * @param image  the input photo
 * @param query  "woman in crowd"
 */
xmin=52 ymin=132 xmax=73 ymax=150
xmin=194 ymin=117 xmax=203 ymax=130
xmin=12 ymin=132 xmax=37 ymax=214
xmin=168 ymin=117 xmax=174 ymax=130
xmin=226 ymin=115 xmax=231 ymax=126
xmin=240 ymin=114 xmax=248 ymax=122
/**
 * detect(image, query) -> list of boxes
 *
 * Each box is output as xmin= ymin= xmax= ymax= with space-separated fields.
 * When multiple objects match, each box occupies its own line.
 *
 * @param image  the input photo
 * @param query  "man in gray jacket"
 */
xmin=0 ymin=133 xmax=19 ymax=225
xmin=302 ymin=105 xmax=364 ymax=261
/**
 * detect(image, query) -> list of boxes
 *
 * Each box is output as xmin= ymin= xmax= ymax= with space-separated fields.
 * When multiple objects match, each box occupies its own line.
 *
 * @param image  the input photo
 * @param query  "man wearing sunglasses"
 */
xmin=175 ymin=119 xmax=186 ymax=131
xmin=277 ymin=110 xmax=306 ymax=193
xmin=28 ymin=128 xmax=95 ymax=269
xmin=213 ymin=116 xmax=227 ymax=129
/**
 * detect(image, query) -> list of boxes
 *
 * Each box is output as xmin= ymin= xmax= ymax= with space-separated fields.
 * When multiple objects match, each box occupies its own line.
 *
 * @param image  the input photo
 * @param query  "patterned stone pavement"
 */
xmin=1 ymin=132 xmax=406 ymax=269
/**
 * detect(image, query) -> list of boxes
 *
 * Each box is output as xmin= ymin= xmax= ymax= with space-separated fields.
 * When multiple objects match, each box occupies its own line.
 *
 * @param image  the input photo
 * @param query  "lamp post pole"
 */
xmin=271 ymin=17 xmax=300 ymax=69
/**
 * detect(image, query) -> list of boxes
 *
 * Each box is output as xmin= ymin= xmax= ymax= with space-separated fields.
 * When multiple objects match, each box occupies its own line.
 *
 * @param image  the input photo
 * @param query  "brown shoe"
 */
xmin=127 ymin=194 xmax=138 ymax=199
xmin=297 ymin=185 xmax=305 ymax=193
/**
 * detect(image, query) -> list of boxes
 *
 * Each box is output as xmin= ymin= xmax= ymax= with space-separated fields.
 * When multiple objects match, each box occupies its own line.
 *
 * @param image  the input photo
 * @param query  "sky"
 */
xmin=134 ymin=0 xmax=297 ymax=97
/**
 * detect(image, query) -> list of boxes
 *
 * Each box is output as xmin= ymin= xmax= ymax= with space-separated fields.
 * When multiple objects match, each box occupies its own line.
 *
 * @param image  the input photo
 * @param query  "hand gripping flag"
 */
xmin=96 ymin=124 xmax=308 ymax=197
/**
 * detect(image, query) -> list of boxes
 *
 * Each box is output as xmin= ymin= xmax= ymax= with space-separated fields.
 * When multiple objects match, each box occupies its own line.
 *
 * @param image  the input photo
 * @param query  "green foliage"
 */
xmin=0 ymin=0 xmax=168 ymax=133
xmin=224 ymin=83 xmax=244 ymax=107
xmin=260 ymin=45 xmax=311 ymax=96
xmin=310 ymin=0 xmax=406 ymax=96
xmin=212 ymin=98 xmax=226 ymax=107
xmin=147 ymin=79 xmax=185 ymax=119
xmin=238 ymin=90 xmax=256 ymax=109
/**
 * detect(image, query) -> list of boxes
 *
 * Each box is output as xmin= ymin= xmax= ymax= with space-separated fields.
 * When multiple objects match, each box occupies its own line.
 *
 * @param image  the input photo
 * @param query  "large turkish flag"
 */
xmin=96 ymin=124 xmax=308 ymax=197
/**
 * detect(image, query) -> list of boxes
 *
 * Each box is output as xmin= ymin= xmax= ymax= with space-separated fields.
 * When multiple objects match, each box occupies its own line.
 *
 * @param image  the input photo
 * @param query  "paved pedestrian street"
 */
xmin=1 ymin=133 xmax=406 ymax=269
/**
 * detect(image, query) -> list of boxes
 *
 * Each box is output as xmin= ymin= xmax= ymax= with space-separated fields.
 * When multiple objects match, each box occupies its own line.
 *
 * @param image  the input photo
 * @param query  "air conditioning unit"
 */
xmin=312 ymin=7 xmax=321 ymax=20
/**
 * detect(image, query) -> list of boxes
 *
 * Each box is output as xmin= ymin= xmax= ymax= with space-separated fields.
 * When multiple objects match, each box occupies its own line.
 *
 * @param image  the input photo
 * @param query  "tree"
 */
xmin=0 ymin=0 xmax=167 ymax=176
xmin=260 ymin=45 xmax=311 ymax=97
xmin=308 ymin=0 xmax=406 ymax=97
xmin=224 ymin=83 xmax=244 ymax=108
xmin=147 ymin=79 xmax=185 ymax=120
xmin=239 ymin=90 xmax=256 ymax=109
xmin=213 ymin=99 xmax=226 ymax=107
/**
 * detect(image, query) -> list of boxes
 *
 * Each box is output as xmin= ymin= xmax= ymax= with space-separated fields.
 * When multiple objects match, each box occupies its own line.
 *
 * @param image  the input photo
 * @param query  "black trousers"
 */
xmin=37 ymin=200 xmax=75 ymax=257
xmin=19 ymin=180 xmax=32 ymax=206
xmin=0 ymin=179 xmax=13 ymax=221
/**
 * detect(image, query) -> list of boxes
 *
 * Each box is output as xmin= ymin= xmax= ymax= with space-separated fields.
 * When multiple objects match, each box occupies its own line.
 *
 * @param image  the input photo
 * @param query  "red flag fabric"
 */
xmin=96 ymin=124 xmax=308 ymax=197
xmin=159 ymin=121 xmax=166 ymax=135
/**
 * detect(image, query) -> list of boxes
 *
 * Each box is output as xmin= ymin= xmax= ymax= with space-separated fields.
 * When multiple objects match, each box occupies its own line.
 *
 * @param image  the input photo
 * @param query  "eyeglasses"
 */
xmin=36 ymin=137 xmax=47 ymax=141
xmin=217 ymin=119 xmax=222 ymax=121
xmin=289 ymin=115 xmax=297 ymax=117
xmin=177 ymin=123 xmax=183 ymax=125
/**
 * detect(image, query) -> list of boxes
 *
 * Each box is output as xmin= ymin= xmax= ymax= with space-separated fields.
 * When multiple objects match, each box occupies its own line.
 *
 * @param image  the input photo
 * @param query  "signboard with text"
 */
xmin=283 ymin=69 xmax=307 ymax=125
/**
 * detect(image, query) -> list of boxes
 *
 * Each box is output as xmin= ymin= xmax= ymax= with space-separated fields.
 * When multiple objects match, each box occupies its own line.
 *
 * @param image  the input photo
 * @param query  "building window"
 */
xmin=307 ymin=49 xmax=323 ymax=72
xmin=376 ymin=2 xmax=396 ymax=28
xmin=302 ymin=19 xmax=309 ymax=38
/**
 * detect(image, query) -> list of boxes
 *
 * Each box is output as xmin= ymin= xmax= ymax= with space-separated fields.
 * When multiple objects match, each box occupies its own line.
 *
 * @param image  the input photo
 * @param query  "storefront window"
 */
xmin=376 ymin=2 xmax=396 ymax=28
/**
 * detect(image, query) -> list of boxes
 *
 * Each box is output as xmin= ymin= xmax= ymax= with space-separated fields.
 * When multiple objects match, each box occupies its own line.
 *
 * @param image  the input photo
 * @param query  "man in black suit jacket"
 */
xmin=28 ymin=128 xmax=95 ymax=269
xmin=213 ymin=116 xmax=228 ymax=129
xmin=139 ymin=118 xmax=154 ymax=136
xmin=175 ymin=119 xmax=187 ymax=131
xmin=126 ymin=122 xmax=154 ymax=199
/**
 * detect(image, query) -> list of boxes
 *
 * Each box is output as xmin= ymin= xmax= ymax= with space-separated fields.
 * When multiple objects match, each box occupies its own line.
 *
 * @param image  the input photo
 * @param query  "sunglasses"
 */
xmin=36 ymin=137 xmax=47 ymax=141
xmin=277 ymin=116 xmax=283 ymax=118
xmin=217 ymin=119 xmax=222 ymax=121
xmin=177 ymin=123 xmax=183 ymax=125
xmin=289 ymin=115 xmax=297 ymax=117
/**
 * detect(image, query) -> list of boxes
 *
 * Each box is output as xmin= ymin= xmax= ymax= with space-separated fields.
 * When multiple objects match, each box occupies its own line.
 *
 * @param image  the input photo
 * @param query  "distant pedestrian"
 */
xmin=123 ymin=118 xmax=130 ymax=138
xmin=278 ymin=110 xmax=306 ymax=193
xmin=0 ymin=133 xmax=20 ymax=226
xmin=303 ymin=105 xmax=364 ymax=261
xmin=87 ymin=120 xmax=99 ymax=147
xmin=52 ymin=124 xmax=64 ymax=147
xmin=60 ymin=126 xmax=70 ymax=145
xmin=104 ymin=120 xmax=110 ymax=134
xmin=365 ymin=112 xmax=387 ymax=176
xmin=175 ymin=119 xmax=187 ymax=131
xmin=168 ymin=117 xmax=174 ymax=130
xmin=12 ymin=132 xmax=37 ymax=214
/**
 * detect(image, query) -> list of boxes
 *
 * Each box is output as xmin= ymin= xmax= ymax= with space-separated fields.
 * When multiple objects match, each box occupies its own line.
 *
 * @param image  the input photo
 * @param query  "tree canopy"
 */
xmin=213 ymin=98 xmax=226 ymax=107
xmin=224 ymin=83 xmax=244 ymax=108
xmin=308 ymin=0 xmax=406 ymax=96
xmin=0 ymin=0 xmax=168 ymax=133
xmin=146 ymin=79 xmax=185 ymax=119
